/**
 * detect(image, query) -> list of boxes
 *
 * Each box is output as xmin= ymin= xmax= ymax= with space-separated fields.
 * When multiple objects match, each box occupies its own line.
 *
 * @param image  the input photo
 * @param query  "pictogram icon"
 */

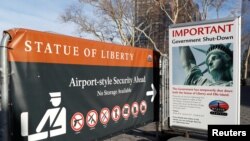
xmin=122 ymin=104 xmax=130 ymax=120
xmin=100 ymin=108 xmax=110 ymax=125
xmin=131 ymin=102 xmax=139 ymax=117
xmin=71 ymin=112 xmax=84 ymax=132
xmin=140 ymin=100 xmax=147 ymax=115
xmin=86 ymin=110 xmax=98 ymax=128
xmin=111 ymin=105 xmax=121 ymax=122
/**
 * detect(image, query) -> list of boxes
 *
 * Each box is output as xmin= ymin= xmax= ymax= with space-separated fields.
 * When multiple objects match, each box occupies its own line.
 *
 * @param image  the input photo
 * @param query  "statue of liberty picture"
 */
xmin=172 ymin=43 xmax=233 ymax=86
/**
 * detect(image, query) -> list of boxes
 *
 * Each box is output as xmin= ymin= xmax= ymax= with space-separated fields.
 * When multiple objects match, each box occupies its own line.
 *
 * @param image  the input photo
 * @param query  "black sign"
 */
xmin=5 ymin=28 xmax=159 ymax=141
xmin=10 ymin=63 xmax=157 ymax=141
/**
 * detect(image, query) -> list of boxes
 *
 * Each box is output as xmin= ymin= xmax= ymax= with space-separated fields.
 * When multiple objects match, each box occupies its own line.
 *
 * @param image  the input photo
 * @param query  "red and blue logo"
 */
xmin=209 ymin=100 xmax=229 ymax=116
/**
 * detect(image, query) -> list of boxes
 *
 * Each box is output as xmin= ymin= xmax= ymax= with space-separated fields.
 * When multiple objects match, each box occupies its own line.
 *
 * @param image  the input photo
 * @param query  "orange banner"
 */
xmin=6 ymin=28 xmax=155 ymax=68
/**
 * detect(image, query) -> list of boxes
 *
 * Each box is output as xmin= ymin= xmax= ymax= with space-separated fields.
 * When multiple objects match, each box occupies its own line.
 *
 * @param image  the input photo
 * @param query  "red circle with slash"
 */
xmin=71 ymin=112 xmax=84 ymax=131
xmin=111 ymin=105 xmax=121 ymax=122
xmin=86 ymin=110 xmax=98 ymax=128
xmin=100 ymin=107 xmax=110 ymax=125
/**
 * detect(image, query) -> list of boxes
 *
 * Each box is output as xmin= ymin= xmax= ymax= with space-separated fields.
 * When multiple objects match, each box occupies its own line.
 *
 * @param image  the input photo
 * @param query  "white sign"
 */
xmin=169 ymin=17 xmax=241 ymax=131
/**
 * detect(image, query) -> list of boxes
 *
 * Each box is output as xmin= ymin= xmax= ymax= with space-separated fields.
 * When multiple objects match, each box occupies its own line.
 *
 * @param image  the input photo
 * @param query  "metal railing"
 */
xmin=0 ymin=31 xmax=11 ymax=141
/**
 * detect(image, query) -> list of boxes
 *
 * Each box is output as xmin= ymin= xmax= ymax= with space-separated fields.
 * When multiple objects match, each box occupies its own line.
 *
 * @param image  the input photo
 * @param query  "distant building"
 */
xmin=134 ymin=0 xmax=200 ymax=54
xmin=134 ymin=0 xmax=170 ymax=53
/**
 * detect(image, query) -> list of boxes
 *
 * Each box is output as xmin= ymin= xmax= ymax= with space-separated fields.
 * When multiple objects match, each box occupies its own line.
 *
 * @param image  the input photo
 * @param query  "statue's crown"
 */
xmin=207 ymin=44 xmax=232 ymax=58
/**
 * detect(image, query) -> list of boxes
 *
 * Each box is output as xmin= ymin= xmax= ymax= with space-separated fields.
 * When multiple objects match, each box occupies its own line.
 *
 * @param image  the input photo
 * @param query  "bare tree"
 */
xmin=198 ymin=0 xmax=214 ymax=20
xmin=61 ymin=0 xmax=135 ymax=46
xmin=61 ymin=0 xmax=200 ymax=56
xmin=135 ymin=0 xmax=200 ymax=55
xmin=61 ymin=0 xmax=166 ymax=55
xmin=228 ymin=1 xmax=241 ymax=17
xmin=154 ymin=0 xmax=200 ymax=24
xmin=196 ymin=0 xmax=240 ymax=20
xmin=211 ymin=0 xmax=227 ymax=18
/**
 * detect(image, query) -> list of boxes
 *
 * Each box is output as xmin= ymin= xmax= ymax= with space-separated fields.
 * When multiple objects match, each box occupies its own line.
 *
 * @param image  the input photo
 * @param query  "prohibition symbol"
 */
xmin=131 ymin=102 xmax=139 ymax=117
xmin=140 ymin=100 xmax=147 ymax=115
xmin=111 ymin=105 xmax=121 ymax=122
xmin=71 ymin=112 xmax=84 ymax=132
xmin=86 ymin=110 xmax=98 ymax=128
xmin=122 ymin=104 xmax=130 ymax=120
xmin=100 ymin=108 xmax=110 ymax=125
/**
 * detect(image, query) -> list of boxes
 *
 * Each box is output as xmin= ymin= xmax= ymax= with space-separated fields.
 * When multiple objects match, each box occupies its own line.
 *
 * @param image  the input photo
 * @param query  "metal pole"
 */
xmin=0 ymin=32 xmax=11 ymax=141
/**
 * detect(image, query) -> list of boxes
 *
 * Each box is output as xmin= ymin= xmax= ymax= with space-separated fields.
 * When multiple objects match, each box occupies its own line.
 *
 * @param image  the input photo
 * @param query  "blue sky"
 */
xmin=0 ymin=0 xmax=78 ymax=37
xmin=0 ymin=0 xmax=242 ymax=39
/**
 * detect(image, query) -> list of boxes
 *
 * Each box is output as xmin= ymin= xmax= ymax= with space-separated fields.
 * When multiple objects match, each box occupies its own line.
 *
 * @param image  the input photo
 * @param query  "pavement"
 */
xmin=103 ymin=122 xmax=208 ymax=141
xmin=103 ymin=122 xmax=173 ymax=141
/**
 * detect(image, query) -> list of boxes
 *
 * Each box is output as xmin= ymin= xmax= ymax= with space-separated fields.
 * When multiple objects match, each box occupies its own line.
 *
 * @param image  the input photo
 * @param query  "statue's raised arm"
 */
xmin=179 ymin=46 xmax=197 ymax=75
